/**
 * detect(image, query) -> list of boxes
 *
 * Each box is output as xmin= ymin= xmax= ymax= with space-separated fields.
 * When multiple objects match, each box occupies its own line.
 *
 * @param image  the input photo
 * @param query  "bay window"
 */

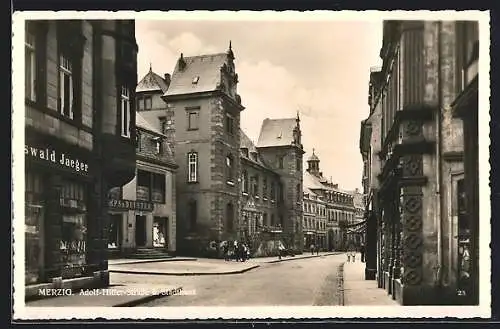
xmin=136 ymin=169 xmax=166 ymax=203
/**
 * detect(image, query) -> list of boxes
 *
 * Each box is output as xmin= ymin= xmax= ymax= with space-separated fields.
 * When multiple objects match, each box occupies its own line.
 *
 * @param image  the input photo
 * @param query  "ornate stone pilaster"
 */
xmin=397 ymin=114 xmax=431 ymax=304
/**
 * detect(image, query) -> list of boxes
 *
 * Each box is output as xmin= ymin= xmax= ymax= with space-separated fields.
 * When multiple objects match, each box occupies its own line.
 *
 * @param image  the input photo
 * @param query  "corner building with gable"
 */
xmin=135 ymin=44 xmax=304 ymax=256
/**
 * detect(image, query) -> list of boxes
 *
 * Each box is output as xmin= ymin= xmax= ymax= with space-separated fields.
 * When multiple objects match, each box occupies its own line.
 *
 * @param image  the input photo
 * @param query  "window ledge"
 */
xmin=242 ymin=192 xmax=248 ymax=196
xmin=263 ymin=197 xmax=268 ymax=201
xmin=226 ymin=181 xmax=235 ymax=186
xmin=255 ymin=196 xmax=260 ymax=199
xmin=187 ymin=181 xmax=199 ymax=184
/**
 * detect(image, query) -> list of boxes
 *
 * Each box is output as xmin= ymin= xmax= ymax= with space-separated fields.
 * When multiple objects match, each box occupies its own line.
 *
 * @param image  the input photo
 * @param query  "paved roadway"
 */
xmin=110 ymin=253 xmax=346 ymax=306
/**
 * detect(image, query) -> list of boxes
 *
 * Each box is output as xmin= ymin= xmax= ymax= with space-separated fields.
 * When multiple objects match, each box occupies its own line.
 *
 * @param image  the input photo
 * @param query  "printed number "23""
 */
xmin=457 ymin=290 xmax=467 ymax=296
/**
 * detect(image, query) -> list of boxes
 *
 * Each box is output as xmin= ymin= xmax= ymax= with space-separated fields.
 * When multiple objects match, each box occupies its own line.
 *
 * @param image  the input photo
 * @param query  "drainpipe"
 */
xmin=435 ymin=21 xmax=444 ymax=290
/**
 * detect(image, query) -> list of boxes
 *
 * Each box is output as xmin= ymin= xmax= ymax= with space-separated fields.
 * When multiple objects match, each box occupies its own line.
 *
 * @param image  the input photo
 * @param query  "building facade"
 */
xmin=107 ymin=112 xmax=177 ymax=257
xmin=302 ymin=188 xmax=328 ymax=251
xmin=24 ymin=20 xmax=138 ymax=297
xmin=239 ymin=130 xmax=285 ymax=257
xmin=303 ymin=151 xmax=356 ymax=252
xmin=134 ymin=45 xmax=305 ymax=257
xmin=362 ymin=20 xmax=479 ymax=305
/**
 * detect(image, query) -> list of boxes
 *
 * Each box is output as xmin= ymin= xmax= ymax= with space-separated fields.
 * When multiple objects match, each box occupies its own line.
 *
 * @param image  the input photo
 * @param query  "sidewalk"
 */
xmin=342 ymin=254 xmax=400 ymax=306
xmin=248 ymin=251 xmax=342 ymax=264
xmin=25 ymin=283 xmax=183 ymax=307
xmin=109 ymin=258 xmax=259 ymax=276
xmin=108 ymin=257 xmax=196 ymax=266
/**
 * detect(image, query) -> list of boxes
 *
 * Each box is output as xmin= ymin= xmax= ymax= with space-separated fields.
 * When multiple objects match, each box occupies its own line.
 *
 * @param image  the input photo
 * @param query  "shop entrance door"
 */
xmin=135 ymin=215 xmax=147 ymax=247
xmin=108 ymin=214 xmax=122 ymax=249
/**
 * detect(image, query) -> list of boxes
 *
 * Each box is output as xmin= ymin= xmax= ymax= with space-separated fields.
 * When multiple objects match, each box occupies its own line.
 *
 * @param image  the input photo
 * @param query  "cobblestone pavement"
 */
xmin=111 ymin=253 xmax=346 ymax=306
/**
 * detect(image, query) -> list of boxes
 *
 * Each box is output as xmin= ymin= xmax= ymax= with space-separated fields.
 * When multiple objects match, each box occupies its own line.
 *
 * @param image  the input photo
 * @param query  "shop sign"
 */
xmin=25 ymin=144 xmax=89 ymax=174
xmin=108 ymin=198 xmax=154 ymax=212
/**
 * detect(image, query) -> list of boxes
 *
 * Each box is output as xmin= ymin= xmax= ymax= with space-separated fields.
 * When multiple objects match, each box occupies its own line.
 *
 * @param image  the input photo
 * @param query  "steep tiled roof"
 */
xmin=256 ymin=118 xmax=297 ymax=148
xmin=240 ymin=129 xmax=270 ymax=169
xmin=136 ymin=112 xmax=175 ymax=165
xmin=304 ymin=171 xmax=329 ymax=190
xmin=136 ymin=112 xmax=164 ymax=136
xmin=136 ymin=68 xmax=169 ymax=93
xmin=164 ymin=53 xmax=228 ymax=97
xmin=303 ymin=186 xmax=318 ymax=196
xmin=240 ymin=129 xmax=258 ymax=153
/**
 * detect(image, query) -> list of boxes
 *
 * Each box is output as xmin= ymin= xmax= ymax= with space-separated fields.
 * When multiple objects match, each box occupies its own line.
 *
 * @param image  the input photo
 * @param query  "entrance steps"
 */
xmin=126 ymin=248 xmax=174 ymax=260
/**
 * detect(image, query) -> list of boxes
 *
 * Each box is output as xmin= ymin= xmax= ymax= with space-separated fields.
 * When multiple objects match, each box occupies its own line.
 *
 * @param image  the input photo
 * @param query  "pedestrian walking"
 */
xmin=310 ymin=243 xmax=315 ymax=255
xmin=316 ymin=245 xmax=319 ymax=255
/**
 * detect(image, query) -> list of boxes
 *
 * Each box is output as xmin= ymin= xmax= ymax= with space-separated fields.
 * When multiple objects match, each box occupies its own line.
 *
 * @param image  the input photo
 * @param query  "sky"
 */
xmin=135 ymin=17 xmax=383 ymax=192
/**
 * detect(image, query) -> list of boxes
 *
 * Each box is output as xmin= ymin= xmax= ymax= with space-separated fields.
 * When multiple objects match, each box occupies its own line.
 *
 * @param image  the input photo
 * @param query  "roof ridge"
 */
xmin=183 ymin=52 xmax=227 ymax=59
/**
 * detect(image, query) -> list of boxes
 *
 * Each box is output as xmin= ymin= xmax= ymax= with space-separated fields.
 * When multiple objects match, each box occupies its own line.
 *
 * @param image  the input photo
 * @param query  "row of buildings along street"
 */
xmin=23 ymin=19 xmax=365 ymax=300
xmin=359 ymin=20 xmax=479 ymax=306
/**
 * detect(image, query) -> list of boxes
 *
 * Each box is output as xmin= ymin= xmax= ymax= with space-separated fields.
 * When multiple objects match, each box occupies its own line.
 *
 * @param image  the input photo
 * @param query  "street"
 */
xmin=111 ymin=254 xmax=345 ymax=306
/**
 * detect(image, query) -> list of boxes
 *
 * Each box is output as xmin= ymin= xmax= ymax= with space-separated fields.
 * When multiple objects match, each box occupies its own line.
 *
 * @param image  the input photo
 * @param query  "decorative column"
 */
xmin=398 ymin=114 xmax=432 ymax=305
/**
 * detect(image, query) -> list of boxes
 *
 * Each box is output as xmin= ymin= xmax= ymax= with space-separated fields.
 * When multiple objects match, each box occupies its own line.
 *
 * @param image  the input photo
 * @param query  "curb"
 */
xmin=337 ymin=262 xmax=345 ymax=306
xmin=113 ymin=286 xmax=184 ymax=307
xmin=109 ymin=258 xmax=197 ymax=266
xmin=109 ymin=265 xmax=260 ymax=276
xmin=266 ymin=252 xmax=343 ymax=264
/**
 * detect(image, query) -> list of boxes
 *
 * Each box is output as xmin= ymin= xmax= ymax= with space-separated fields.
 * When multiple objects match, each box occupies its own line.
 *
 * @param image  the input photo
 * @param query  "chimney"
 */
xmin=164 ymin=73 xmax=171 ymax=88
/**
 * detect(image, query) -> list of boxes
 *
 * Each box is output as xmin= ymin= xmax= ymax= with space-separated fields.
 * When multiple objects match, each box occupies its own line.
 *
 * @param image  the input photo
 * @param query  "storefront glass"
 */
xmin=153 ymin=217 xmax=166 ymax=248
xmin=60 ymin=180 xmax=87 ymax=279
xmin=25 ymin=171 xmax=45 ymax=284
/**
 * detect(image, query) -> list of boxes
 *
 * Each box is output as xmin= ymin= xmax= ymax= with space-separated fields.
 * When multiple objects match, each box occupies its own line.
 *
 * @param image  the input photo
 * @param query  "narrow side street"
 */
xmin=113 ymin=254 xmax=346 ymax=306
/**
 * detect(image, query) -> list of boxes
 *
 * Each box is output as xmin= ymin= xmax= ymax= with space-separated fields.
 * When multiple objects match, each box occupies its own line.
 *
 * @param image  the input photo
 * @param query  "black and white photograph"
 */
xmin=12 ymin=10 xmax=491 ymax=320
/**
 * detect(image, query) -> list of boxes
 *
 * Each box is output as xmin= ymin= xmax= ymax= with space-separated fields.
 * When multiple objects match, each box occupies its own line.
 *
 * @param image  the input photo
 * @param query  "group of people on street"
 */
xmin=222 ymin=240 xmax=250 ymax=262
xmin=346 ymin=242 xmax=366 ymax=263
xmin=309 ymin=243 xmax=320 ymax=255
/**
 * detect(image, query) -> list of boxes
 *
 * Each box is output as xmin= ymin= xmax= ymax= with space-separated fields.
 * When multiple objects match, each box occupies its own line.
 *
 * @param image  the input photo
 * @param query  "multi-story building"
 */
xmin=134 ymin=44 xmax=304 ymax=257
xmin=303 ymin=150 xmax=356 ymax=251
xmin=345 ymin=188 xmax=366 ymax=247
xmin=302 ymin=187 xmax=328 ymax=251
xmin=107 ymin=112 xmax=177 ymax=258
xmin=24 ymin=20 xmax=138 ymax=297
xmin=255 ymin=117 xmax=305 ymax=253
xmin=362 ymin=20 xmax=479 ymax=305
xmin=239 ymin=129 xmax=285 ymax=256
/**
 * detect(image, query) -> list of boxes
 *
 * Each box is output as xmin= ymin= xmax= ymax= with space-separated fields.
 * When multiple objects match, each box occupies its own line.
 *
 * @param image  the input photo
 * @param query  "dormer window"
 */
xmin=241 ymin=148 xmax=249 ymax=158
xmin=152 ymin=136 xmax=161 ymax=154
xmin=192 ymin=76 xmax=200 ymax=84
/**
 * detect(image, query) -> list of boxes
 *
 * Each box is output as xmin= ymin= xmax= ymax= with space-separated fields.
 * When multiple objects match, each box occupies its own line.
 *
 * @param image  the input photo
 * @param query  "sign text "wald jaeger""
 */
xmin=25 ymin=145 xmax=89 ymax=173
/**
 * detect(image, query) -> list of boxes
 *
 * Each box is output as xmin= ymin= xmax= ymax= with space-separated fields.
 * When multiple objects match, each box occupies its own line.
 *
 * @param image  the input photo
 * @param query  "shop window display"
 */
xmin=153 ymin=217 xmax=166 ymax=248
xmin=60 ymin=180 xmax=87 ymax=279
xmin=25 ymin=172 xmax=45 ymax=284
